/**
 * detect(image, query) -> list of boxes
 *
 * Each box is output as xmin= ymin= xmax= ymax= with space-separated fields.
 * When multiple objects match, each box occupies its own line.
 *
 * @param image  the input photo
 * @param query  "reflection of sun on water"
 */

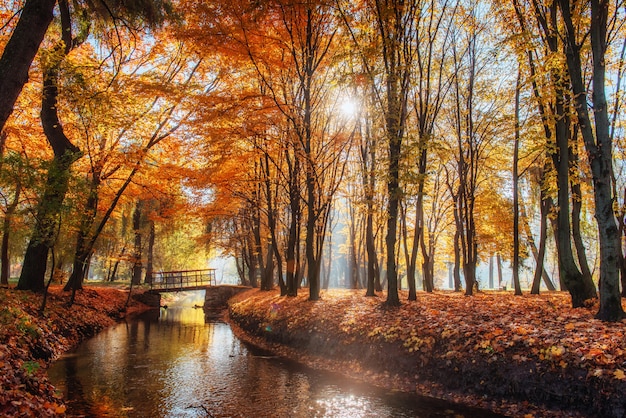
xmin=317 ymin=393 xmax=373 ymax=417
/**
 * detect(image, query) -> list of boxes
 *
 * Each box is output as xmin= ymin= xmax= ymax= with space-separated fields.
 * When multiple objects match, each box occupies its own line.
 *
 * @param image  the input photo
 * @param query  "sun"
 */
xmin=339 ymin=97 xmax=359 ymax=118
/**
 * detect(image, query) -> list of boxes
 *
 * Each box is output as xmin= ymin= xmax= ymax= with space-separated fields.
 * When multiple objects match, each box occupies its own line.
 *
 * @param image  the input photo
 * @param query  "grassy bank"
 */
xmin=0 ymin=285 xmax=148 ymax=417
xmin=229 ymin=288 xmax=626 ymax=418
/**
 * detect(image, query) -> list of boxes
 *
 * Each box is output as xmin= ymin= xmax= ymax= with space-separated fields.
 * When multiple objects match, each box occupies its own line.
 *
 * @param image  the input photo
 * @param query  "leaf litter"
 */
xmin=229 ymin=289 xmax=626 ymax=418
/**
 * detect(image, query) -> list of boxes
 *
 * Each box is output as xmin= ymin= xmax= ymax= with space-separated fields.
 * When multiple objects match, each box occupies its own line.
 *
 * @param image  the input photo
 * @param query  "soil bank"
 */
xmin=228 ymin=288 xmax=626 ymax=418
xmin=0 ymin=285 xmax=151 ymax=417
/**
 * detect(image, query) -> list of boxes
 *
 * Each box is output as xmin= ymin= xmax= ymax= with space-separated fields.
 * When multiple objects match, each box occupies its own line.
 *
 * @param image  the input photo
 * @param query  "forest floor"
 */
xmin=228 ymin=288 xmax=626 ymax=418
xmin=0 ymin=284 xmax=150 ymax=417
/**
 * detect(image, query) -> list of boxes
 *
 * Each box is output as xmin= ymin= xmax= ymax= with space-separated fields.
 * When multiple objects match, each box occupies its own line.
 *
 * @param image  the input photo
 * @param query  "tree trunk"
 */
xmin=64 ymin=177 xmax=99 ymax=291
xmin=522 ymin=192 xmax=556 ymax=293
xmin=453 ymin=204 xmax=462 ymax=292
xmin=17 ymin=8 xmax=81 ymax=292
xmin=0 ymin=0 xmax=56 ymax=133
xmin=108 ymin=246 xmax=125 ymax=282
xmin=559 ymin=0 xmax=622 ymax=320
xmin=21 ymin=0 xmax=82 ymax=292
xmin=131 ymin=200 xmax=143 ymax=286
xmin=285 ymin=151 xmax=300 ymax=296
xmin=421 ymin=232 xmax=434 ymax=292
xmin=497 ymin=253 xmax=503 ymax=289
xmin=261 ymin=243 xmax=274 ymax=291
xmin=513 ymin=69 xmax=522 ymax=295
xmin=365 ymin=204 xmax=378 ymax=296
xmin=385 ymin=134 xmax=402 ymax=306
xmin=619 ymin=187 xmax=626 ymax=297
xmin=489 ymin=255 xmax=494 ymax=289
xmin=144 ymin=220 xmax=155 ymax=285
xmin=552 ymin=77 xmax=596 ymax=306
xmin=1 ymin=183 xmax=20 ymax=287
xmin=570 ymin=138 xmax=593 ymax=284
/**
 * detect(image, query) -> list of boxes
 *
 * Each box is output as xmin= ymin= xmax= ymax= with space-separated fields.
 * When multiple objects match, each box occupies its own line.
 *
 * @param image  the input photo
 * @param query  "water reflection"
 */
xmin=48 ymin=308 xmax=497 ymax=418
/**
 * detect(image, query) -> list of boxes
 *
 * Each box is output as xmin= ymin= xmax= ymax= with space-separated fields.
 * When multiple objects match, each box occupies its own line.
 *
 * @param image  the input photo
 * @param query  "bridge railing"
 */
xmin=149 ymin=269 xmax=216 ymax=291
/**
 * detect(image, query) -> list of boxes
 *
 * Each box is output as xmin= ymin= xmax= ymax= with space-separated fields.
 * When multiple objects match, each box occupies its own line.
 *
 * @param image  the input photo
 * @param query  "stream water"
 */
xmin=47 ymin=294 xmax=497 ymax=417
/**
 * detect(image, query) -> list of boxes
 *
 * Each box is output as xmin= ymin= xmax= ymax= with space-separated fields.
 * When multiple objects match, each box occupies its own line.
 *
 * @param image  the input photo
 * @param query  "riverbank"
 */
xmin=0 ymin=285 xmax=149 ymax=417
xmin=228 ymin=288 xmax=626 ymax=418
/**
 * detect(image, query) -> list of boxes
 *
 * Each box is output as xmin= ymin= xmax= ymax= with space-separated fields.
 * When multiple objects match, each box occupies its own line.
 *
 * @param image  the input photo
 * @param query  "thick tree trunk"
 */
xmin=552 ymin=82 xmax=596 ymax=306
xmin=0 ymin=0 xmax=56 ymax=133
xmin=19 ymin=0 xmax=82 ymax=292
xmin=559 ymin=0 xmax=624 ymax=320
xmin=17 ymin=23 xmax=81 ymax=292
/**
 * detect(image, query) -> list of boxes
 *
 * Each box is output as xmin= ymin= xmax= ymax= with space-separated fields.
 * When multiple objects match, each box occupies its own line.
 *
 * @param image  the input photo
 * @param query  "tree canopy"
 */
xmin=0 ymin=0 xmax=625 ymax=320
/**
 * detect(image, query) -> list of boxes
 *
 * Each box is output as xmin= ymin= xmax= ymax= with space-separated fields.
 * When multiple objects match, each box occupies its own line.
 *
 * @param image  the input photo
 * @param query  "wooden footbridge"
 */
xmin=149 ymin=269 xmax=217 ymax=292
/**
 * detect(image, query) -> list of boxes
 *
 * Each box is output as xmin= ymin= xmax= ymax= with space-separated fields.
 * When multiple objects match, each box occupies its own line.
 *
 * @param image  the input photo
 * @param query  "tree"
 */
xmin=17 ymin=0 xmax=83 ymax=292
xmin=557 ymin=0 xmax=625 ymax=320
xmin=220 ymin=0 xmax=349 ymax=300
xmin=404 ymin=0 xmax=456 ymax=299
xmin=446 ymin=4 xmax=512 ymax=295
xmin=0 ymin=0 xmax=56 ymax=134
xmin=63 ymin=51 xmax=205 ymax=293
xmin=512 ymin=67 xmax=522 ymax=295
xmin=507 ymin=0 xmax=597 ymax=306
xmin=347 ymin=0 xmax=419 ymax=306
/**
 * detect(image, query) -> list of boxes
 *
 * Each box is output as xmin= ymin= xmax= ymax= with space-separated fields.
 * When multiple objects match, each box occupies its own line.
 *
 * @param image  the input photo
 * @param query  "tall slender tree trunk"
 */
xmin=570 ymin=137 xmax=593 ymax=283
xmin=144 ymin=220 xmax=155 ymax=285
xmin=365 ymin=205 xmax=378 ymax=296
xmin=522 ymin=192 xmax=556 ymax=293
xmin=364 ymin=131 xmax=379 ymax=295
xmin=131 ymin=200 xmax=143 ymax=286
xmin=286 ymin=187 xmax=299 ymax=296
xmin=64 ymin=177 xmax=99 ymax=291
xmin=453 ymin=198 xmax=462 ymax=292
xmin=108 ymin=246 xmax=125 ymax=282
xmin=421 ymin=231 xmax=434 ymax=292
xmin=512 ymin=69 xmax=522 ymax=295
xmin=497 ymin=253 xmax=503 ymax=289
xmin=1 ymin=182 xmax=20 ymax=287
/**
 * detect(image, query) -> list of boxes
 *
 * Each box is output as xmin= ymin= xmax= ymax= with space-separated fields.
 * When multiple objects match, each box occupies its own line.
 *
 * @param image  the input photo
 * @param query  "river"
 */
xmin=48 ymin=295 xmax=498 ymax=418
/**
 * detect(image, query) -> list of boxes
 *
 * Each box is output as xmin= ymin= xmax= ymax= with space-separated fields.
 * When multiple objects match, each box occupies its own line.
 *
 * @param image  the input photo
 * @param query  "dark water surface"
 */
xmin=48 ymin=306 xmax=496 ymax=418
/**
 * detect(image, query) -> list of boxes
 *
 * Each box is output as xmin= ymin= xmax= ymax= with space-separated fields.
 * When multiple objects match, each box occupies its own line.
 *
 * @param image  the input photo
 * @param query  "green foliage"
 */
xmin=0 ymin=306 xmax=40 ymax=339
xmin=21 ymin=360 xmax=40 ymax=376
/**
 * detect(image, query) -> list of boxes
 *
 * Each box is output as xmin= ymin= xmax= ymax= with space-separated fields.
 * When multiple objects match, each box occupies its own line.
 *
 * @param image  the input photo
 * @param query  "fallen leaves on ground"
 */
xmin=229 ymin=289 xmax=626 ymax=418
xmin=0 ymin=285 xmax=147 ymax=417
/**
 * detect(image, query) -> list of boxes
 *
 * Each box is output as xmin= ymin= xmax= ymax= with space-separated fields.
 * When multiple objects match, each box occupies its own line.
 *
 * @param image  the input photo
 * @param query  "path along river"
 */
xmin=48 ymin=292 xmax=499 ymax=418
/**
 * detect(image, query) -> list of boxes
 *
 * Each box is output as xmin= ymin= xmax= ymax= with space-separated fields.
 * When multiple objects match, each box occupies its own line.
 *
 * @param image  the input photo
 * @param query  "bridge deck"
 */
xmin=149 ymin=269 xmax=216 ymax=292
